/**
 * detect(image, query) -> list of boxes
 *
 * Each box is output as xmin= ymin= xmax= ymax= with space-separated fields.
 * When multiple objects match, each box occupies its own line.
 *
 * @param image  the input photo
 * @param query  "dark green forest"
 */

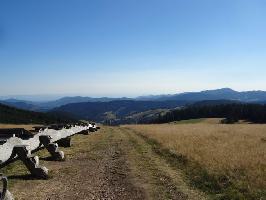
xmin=153 ymin=103 xmax=266 ymax=124
xmin=0 ymin=103 xmax=74 ymax=124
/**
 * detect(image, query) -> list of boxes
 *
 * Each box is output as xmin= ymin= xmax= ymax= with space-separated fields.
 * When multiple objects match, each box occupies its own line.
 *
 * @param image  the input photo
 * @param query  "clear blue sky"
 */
xmin=0 ymin=0 xmax=266 ymax=98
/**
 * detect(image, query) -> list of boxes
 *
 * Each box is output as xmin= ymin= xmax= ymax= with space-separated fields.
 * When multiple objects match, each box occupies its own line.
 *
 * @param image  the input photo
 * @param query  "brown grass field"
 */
xmin=0 ymin=124 xmax=39 ymax=131
xmin=125 ymin=122 xmax=266 ymax=198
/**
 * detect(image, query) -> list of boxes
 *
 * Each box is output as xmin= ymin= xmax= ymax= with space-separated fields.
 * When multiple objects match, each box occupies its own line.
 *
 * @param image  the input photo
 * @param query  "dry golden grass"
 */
xmin=170 ymin=118 xmax=223 ymax=124
xmin=125 ymin=123 xmax=266 ymax=193
xmin=0 ymin=123 xmax=40 ymax=131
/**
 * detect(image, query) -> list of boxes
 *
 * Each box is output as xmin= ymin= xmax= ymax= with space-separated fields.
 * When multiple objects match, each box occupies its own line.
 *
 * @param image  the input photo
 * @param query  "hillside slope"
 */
xmin=0 ymin=103 xmax=74 ymax=124
xmin=51 ymin=100 xmax=189 ymax=123
xmin=153 ymin=102 xmax=266 ymax=124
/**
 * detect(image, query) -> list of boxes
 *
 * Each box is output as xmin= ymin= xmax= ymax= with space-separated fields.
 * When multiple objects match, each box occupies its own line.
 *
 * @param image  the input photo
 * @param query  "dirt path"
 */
xmin=8 ymin=126 xmax=208 ymax=200
xmin=121 ymin=127 xmax=207 ymax=200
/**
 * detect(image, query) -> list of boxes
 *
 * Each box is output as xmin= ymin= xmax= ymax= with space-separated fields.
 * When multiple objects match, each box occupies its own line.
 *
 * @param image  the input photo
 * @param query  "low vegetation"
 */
xmin=125 ymin=123 xmax=266 ymax=199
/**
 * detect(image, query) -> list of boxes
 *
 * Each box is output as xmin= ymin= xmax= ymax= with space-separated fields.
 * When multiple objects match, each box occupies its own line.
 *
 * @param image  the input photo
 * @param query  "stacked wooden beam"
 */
xmin=0 ymin=123 xmax=100 ymax=200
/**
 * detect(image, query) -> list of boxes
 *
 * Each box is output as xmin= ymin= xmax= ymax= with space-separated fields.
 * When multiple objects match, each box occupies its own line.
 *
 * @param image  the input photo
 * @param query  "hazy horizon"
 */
xmin=1 ymin=87 xmax=266 ymax=102
xmin=1 ymin=0 xmax=266 ymax=96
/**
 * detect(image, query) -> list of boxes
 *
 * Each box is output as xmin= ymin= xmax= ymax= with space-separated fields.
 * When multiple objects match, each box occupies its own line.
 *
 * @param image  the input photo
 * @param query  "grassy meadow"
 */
xmin=125 ymin=121 xmax=266 ymax=199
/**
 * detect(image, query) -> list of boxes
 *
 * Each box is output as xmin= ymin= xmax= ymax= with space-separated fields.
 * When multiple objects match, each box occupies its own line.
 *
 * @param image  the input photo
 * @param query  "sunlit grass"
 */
xmin=125 ymin=123 xmax=266 ymax=199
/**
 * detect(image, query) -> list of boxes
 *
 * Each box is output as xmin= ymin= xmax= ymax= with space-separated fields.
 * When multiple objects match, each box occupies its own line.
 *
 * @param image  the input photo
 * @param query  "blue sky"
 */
xmin=0 ymin=0 xmax=266 ymax=98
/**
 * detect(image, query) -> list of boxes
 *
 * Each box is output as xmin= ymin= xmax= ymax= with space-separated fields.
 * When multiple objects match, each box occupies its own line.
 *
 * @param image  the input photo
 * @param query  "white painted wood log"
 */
xmin=0 ymin=125 xmax=91 ymax=165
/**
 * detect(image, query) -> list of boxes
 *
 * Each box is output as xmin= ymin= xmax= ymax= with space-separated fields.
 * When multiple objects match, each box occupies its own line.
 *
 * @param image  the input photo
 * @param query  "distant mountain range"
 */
xmin=2 ymin=88 xmax=266 ymax=124
xmin=2 ymin=88 xmax=266 ymax=112
xmin=137 ymin=88 xmax=266 ymax=102
xmin=0 ymin=97 xmax=133 ymax=111
xmin=0 ymin=99 xmax=41 ymax=111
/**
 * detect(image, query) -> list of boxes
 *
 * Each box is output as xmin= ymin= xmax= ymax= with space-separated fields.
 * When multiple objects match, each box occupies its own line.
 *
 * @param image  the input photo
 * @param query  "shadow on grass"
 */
xmin=39 ymin=156 xmax=54 ymax=161
xmin=39 ymin=156 xmax=66 ymax=162
xmin=8 ymin=174 xmax=37 ymax=180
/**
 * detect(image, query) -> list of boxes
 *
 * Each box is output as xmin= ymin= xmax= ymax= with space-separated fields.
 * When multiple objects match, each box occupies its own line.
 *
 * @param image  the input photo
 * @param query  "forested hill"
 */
xmin=153 ymin=103 xmax=266 ymax=124
xmin=51 ymin=100 xmax=189 ymax=123
xmin=0 ymin=103 xmax=74 ymax=124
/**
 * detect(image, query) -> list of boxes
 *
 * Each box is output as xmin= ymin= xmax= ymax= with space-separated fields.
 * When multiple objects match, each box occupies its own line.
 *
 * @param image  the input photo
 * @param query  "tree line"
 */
xmin=0 ymin=103 xmax=75 ymax=124
xmin=153 ymin=103 xmax=266 ymax=124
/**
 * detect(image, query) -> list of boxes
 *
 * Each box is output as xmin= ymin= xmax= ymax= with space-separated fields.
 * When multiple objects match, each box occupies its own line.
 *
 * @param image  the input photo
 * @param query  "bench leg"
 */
xmin=0 ymin=175 xmax=14 ymax=200
xmin=12 ymin=146 xmax=49 ymax=179
xmin=47 ymin=143 xmax=64 ymax=161
xmin=3 ymin=190 xmax=14 ymax=200
xmin=57 ymin=137 xmax=71 ymax=147
xmin=39 ymin=136 xmax=64 ymax=161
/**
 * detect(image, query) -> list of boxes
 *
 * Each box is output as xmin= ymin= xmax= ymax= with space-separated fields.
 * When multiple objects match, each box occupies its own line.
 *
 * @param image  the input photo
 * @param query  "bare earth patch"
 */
xmin=10 ymin=127 xmax=145 ymax=199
